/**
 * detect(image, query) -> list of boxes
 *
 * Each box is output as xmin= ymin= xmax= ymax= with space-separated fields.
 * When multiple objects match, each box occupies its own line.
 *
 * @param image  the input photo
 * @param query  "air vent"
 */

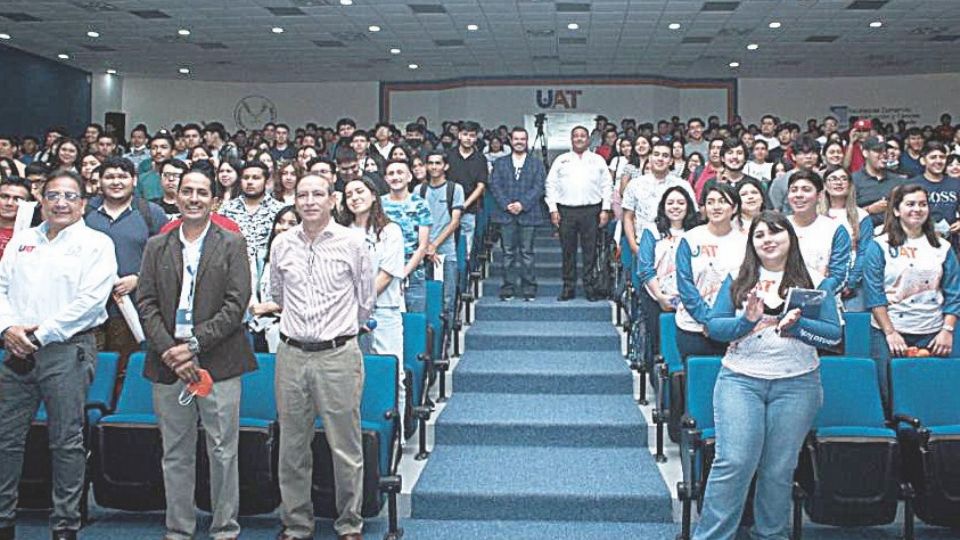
xmin=847 ymin=0 xmax=887 ymax=9
xmin=701 ymin=2 xmax=740 ymax=12
xmin=559 ymin=37 xmax=587 ymax=45
xmin=197 ymin=42 xmax=228 ymax=50
xmin=526 ymin=28 xmax=555 ymax=38
xmin=213 ymin=60 xmax=235 ymax=65
xmin=265 ymin=6 xmax=307 ymax=16
xmin=291 ymin=0 xmax=336 ymax=6
xmin=805 ymin=35 xmax=839 ymax=42
xmin=560 ymin=60 xmax=588 ymax=66
xmin=82 ymin=44 xmax=117 ymax=52
xmin=681 ymin=36 xmax=713 ymax=44
xmin=434 ymin=39 xmax=464 ymax=47
xmin=70 ymin=1 xmax=118 ymax=12
xmin=129 ymin=9 xmax=170 ymax=19
xmin=331 ymin=31 xmax=369 ymax=42
xmin=408 ymin=4 xmax=447 ymax=14
xmin=930 ymin=34 xmax=960 ymax=42
xmin=909 ymin=26 xmax=948 ymax=35
xmin=555 ymin=2 xmax=591 ymax=12
xmin=312 ymin=39 xmax=345 ymax=47
xmin=0 ymin=12 xmax=42 ymax=22
xmin=532 ymin=54 xmax=560 ymax=61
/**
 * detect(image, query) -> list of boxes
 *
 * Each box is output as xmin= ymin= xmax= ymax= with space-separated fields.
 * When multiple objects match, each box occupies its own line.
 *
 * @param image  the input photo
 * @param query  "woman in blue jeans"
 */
xmin=694 ymin=211 xmax=842 ymax=540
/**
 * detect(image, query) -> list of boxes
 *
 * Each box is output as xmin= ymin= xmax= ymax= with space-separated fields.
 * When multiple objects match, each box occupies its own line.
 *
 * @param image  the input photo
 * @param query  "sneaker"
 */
xmin=523 ymin=295 xmax=535 ymax=302
xmin=499 ymin=293 xmax=515 ymax=301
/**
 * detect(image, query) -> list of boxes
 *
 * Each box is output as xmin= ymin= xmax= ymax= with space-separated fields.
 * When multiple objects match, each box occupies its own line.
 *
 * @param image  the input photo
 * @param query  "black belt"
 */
xmin=280 ymin=333 xmax=356 ymax=352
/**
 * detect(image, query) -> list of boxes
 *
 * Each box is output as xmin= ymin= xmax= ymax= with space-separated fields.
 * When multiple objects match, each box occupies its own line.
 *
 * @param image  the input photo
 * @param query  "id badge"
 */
xmin=174 ymin=308 xmax=193 ymax=339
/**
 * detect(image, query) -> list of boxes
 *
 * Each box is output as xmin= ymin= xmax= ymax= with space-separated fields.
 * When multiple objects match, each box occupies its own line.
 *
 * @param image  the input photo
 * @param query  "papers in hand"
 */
xmin=783 ymin=287 xmax=826 ymax=319
xmin=116 ymin=294 xmax=146 ymax=343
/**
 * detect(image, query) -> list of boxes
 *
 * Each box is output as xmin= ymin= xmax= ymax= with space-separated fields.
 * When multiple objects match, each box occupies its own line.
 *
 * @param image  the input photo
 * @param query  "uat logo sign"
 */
xmin=536 ymin=89 xmax=583 ymax=109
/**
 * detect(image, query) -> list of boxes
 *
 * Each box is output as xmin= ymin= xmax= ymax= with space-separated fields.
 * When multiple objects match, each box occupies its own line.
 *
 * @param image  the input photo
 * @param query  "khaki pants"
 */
xmin=276 ymin=339 xmax=364 ymax=537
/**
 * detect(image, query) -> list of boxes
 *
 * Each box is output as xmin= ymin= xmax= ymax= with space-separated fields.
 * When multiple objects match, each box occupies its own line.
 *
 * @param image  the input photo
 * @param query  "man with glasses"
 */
xmin=85 ymin=157 xmax=168 ymax=380
xmin=0 ymin=170 xmax=117 ymax=540
xmin=270 ymin=174 xmax=373 ymax=540
xmin=153 ymin=159 xmax=189 ymax=219
xmin=0 ymin=178 xmax=31 ymax=259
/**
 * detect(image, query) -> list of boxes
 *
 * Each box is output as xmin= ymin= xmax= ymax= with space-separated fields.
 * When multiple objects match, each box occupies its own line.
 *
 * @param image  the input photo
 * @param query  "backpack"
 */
xmin=419 ymin=181 xmax=456 ymax=217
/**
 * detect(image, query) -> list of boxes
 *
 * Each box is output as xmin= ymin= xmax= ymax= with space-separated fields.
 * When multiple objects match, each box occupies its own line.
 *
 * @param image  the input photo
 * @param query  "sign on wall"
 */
xmin=234 ymin=95 xmax=278 ymax=131
xmin=535 ymin=89 xmax=584 ymax=110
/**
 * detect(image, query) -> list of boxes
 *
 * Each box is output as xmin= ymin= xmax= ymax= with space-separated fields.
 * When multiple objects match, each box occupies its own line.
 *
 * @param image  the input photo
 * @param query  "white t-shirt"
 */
xmin=354 ymin=222 xmax=405 ymax=310
xmin=871 ymin=233 xmax=953 ymax=335
xmin=621 ymin=172 xmax=697 ymax=241
xmin=789 ymin=214 xmax=843 ymax=282
xmin=643 ymin=226 xmax=685 ymax=300
xmin=676 ymin=225 xmax=748 ymax=333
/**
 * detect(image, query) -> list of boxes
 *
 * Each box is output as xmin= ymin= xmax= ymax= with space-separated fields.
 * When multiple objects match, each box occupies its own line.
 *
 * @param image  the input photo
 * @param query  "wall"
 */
xmin=0 ymin=44 xmax=91 ymax=138
xmin=738 ymin=73 xmax=960 ymax=127
xmin=119 ymin=78 xmax=380 ymax=133
xmin=384 ymin=77 xmax=735 ymax=129
xmin=91 ymin=73 xmax=122 ymax=126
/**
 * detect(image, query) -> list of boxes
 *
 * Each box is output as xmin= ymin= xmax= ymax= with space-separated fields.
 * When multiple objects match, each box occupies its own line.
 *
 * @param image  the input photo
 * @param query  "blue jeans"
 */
xmin=460 ymin=213 xmax=476 ymax=257
xmin=868 ymin=327 xmax=936 ymax=408
xmin=498 ymin=219 xmax=537 ymax=297
xmin=0 ymin=335 xmax=97 ymax=532
xmin=440 ymin=257 xmax=458 ymax=327
xmin=694 ymin=368 xmax=822 ymax=540
xmin=405 ymin=272 xmax=426 ymax=313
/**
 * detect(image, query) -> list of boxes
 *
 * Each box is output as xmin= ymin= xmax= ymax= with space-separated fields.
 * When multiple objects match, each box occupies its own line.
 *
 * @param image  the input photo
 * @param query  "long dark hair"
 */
xmin=884 ymin=184 xmax=940 ymax=248
xmin=264 ymin=206 xmax=300 ymax=263
xmin=731 ymin=211 xmax=814 ymax=305
xmin=734 ymin=176 xmax=770 ymax=230
xmin=338 ymin=177 xmax=391 ymax=240
xmin=654 ymin=186 xmax=700 ymax=239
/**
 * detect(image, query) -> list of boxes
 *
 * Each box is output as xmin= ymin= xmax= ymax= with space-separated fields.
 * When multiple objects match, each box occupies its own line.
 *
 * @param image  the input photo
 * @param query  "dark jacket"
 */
xmin=137 ymin=223 xmax=257 ymax=384
xmin=488 ymin=153 xmax=548 ymax=226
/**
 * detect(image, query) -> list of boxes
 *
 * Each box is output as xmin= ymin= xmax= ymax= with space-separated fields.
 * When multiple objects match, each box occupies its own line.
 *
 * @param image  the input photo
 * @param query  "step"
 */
xmin=455 ymin=350 xmax=632 ymax=395
xmin=411 ymin=445 xmax=674 ymax=523
xmin=489 ymin=261 xmax=564 ymax=278
xmin=491 ymin=247 xmax=564 ymax=264
xmin=464 ymin=321 xmax=620 ymax=351
xmin=385 ymin=519 xmax=680 ymax=539
xmin=473 ymin=296 xmax=610 ymax=321
xmin=435 ymin=393 xmax=646 ymax=447
xmin=482 ymin=278 xmax=604 ymax=297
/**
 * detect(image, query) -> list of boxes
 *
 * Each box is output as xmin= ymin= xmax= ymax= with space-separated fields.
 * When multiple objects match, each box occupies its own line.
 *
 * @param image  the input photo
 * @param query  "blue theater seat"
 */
xmin=796 ymin=357 xmax=903 ymax=531
xmin=196 ymin=353 xmax=280 ymax=515
xmin=653 ymin=312 xmax=685 ymax=453
xmin=312 ymin=353 xmax=400 ymax=519
xmin=402 ymin=311 xmax=429 ymax=438
xmin=678 ymin=356 xmax=723 ymax=538
xmin=891 ymin=357 xmax=960 ymax=528
xmin=19 ymin=352 xmax=119 ymax=516
xmin=842 ymin=312 xmax=872 ymax=357
xmin=425 ymin=278 xmax=445 ymax=364
xmin=92 ymin=352 xmax=166 ymax=511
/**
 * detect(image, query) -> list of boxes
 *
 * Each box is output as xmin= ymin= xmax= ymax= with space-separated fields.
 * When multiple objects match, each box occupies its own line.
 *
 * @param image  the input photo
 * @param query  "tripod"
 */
xmin=532 ymin=113 xmax=549 ymax=165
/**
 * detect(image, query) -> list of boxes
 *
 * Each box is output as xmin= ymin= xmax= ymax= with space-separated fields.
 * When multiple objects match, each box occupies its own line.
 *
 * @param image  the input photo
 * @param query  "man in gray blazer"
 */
xmin=137 ymin=166 xmax=257 ymax=540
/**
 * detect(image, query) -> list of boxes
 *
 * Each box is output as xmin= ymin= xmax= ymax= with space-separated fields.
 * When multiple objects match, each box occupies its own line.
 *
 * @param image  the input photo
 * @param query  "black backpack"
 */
xmin=418 ymin=181 xmax=456 ymax=217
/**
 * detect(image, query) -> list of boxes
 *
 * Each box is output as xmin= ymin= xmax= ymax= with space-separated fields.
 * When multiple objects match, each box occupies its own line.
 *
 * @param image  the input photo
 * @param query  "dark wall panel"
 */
xmin=0 ymin=44 xmax=91 ymax=139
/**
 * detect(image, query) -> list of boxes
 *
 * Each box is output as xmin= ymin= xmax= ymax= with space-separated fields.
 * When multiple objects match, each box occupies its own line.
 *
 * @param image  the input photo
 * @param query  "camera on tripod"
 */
xmin=534 ymin=113 xmax=546 ymax=130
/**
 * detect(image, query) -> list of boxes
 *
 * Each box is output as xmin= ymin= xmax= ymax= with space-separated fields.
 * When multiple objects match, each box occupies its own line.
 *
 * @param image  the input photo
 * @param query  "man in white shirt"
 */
xmin=545 ymin=125 xmax=612 ymax=301
xmin=622 ymin=140 xmax=697 ymax=255
xmin=0 ymin=170 xmax=117 ymax=540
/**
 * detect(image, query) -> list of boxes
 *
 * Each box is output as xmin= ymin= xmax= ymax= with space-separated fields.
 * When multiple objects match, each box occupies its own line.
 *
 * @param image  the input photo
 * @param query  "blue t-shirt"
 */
xmin=423 ymin=181 xmax=464 ymax=258
xmin=381 ymin=193 xmax=433 ymax=279
xmin=914 ymin=175 xmax=960 ymax=228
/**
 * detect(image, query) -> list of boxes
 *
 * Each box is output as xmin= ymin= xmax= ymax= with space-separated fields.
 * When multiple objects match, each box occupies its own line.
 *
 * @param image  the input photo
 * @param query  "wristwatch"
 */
xmin=187 ymin=336 xmax=200 ymax=355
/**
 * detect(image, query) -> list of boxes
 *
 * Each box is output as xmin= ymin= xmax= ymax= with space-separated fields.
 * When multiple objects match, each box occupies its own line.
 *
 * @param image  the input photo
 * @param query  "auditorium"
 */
xmin=1 ymin=0 xmax=960 ymax=539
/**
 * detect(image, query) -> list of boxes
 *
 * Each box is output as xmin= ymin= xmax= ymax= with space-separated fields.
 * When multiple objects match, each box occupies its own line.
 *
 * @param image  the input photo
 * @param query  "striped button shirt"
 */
xmin=270 ymin=222 xmax=374 ymax=342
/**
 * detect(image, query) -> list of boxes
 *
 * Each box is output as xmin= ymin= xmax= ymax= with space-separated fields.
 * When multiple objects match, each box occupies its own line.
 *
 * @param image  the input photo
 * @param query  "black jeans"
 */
xmin=558 ymin=203 xmax=601 ymax=293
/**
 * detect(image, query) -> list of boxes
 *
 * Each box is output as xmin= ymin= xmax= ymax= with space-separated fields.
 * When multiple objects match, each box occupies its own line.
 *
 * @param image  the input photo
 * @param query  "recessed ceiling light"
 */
xmin=57 ymin=53 xmax=70 ymax=60
xmin=408 ymin=63 xmax=419 ymax=69
xmin=369 ymin=25 xmax=381 ymax=32
xmin=768 ymin=21 xmax=782 ymax=29
xmin=390 ymin=47 xmax=401 ymax=54
xmin=106 ymin=69 xmax=117 ymax=75
xmin=746 ymin=43 xmax=759 ymax=50
xmin=869 ymin=20 xmax=883 ymax=28
xmin=668 ymin=23 xmax=681 ymax=30
xmin=178 ymin=67 xmax=190 ymax=74
xmin=86 ymin=31 xmax=100 ymax=38
xmin=567 ymin=23 xmax=579 ymax=30
xmin=0 ymin=33 xmax=10 ymax=40
xmin=729 ymin=61 xmax=740 ymax=68
xmin=466 ymin=24 xmax=479 ymax=31
xmin=178 ymin=28 xmax=191 ymax=36
xmin=271 ymin=26 xmax=284 ymax=34
xmin=340 ymin=0 xmax=353 ymax=4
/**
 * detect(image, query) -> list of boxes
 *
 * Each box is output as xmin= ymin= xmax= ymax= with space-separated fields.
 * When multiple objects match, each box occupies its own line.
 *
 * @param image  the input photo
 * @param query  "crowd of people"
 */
xmin=0 ymin=109 xmax=959 ymax=540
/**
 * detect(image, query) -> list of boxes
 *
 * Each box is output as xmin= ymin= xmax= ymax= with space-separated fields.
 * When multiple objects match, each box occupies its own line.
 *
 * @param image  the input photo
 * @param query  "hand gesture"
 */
xmin=3 ymin=324 xmax=39 ymax=358
xmin=777 ymin=308 xmax=801 ymax=333
xmin=885 ymin=330 xmax=908 ymax=357
xmin=930 ymin=328 xmax=954 ymax=357
xmin=550 ymin=211 xmax=561 ymax=227
xmin=598 ymin=210 xmax=609 ymax=228
xmin=744 ymin=288 xmax=763 ymax=322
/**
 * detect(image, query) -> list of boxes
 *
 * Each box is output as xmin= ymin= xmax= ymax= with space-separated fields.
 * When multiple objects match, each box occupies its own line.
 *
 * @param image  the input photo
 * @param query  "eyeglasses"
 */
xmin=43 ymin=191 xmax=82 ymax=202
xmin=826 ymin=175 xmax=850 ymax=183
xmin=162 ymin=172 xmax=183 ymax=179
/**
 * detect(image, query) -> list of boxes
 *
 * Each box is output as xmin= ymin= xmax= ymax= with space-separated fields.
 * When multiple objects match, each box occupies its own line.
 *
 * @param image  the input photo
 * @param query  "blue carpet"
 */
xmin=474 ymin=296 xmax=610 ymax=321
xmin=464 ymin=320 xmax=620 ymax=351
xmin=483 ymin=278 xmax=586 ymax=296
xmin=455 ymin=349 xmax=632 ymax=395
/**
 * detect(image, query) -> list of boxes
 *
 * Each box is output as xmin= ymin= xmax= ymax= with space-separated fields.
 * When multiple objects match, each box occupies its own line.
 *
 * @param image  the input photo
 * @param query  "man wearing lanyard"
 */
xmin=0 ymin=170 xmax=117 ymax=540
xmin=270 ymin=173 xmax=374 ymax=540
xmin=138 ymin=167 xmax=257 ymax=540
xmin=544 ymin=125 xmax=612 ymax=301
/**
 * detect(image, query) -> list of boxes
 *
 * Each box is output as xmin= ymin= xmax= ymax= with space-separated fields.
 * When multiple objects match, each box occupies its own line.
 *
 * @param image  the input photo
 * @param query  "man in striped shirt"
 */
xmin=269 ymin=173 xmax=373 ymax=540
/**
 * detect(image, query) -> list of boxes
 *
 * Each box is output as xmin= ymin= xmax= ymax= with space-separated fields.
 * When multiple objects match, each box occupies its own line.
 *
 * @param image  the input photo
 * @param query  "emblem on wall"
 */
xmin=234 ymin=95 xmax=278 ymax=130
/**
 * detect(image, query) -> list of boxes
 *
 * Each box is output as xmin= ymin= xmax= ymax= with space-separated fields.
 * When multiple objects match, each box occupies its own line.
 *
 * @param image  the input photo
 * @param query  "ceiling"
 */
xmin=1 ymin=0 xmax=959 ymax=82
